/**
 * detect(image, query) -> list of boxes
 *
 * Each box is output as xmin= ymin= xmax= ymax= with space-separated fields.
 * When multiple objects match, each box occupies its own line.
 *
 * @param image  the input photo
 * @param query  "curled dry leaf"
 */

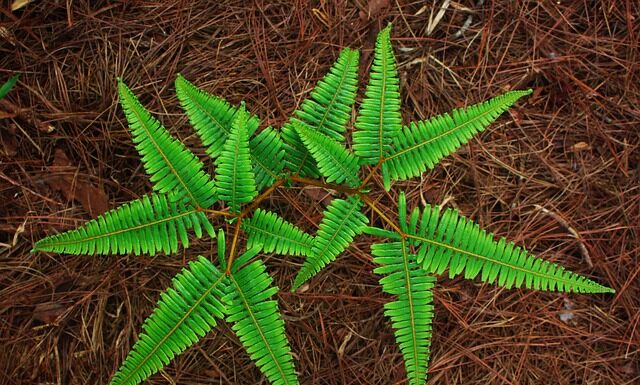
xmin=46 ymin=148 xmax=109 ymax=217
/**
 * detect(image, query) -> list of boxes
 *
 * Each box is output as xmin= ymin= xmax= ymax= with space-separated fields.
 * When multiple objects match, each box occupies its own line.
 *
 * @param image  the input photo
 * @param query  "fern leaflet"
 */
xmin=381 ymin=89 xmax=532 ymax=190
xmin=109 ymin=256 xmax=228 ymax=385
xmin=118 ymin=80 xmax=217 ymax=208
xmin=0 ymin=73 xmax=19 ymax=99
xmin=249 ymin=127 xmax=286 ymax=191
xmin=32 ymin=193 xmax=214 ymax=255
xmin=215 ymin=104 xmax=258 ymax=213
xmin=291 ymin=196 xmax=368 ymax=291
xmin=225 ymin=257 xmax=299 ymax=385
xmin=281 ymin=48 xmax=360 ymax=176
xmin=175 ymin=74 xmax=259 ymax=158
xmin=372 ymin=239 xmax=436 ymax=385
xmin=243 ymin=209 xmax=314 ymax=256
xmin=353 ymin=24 xmax=402 ymax=165
xmin=391 ymin=193 xmax=613 ymax=293
xmin=294 ymin=122 xmax=361 ymax=188
xmin=177 ymin=76 xmax=283 ymax=191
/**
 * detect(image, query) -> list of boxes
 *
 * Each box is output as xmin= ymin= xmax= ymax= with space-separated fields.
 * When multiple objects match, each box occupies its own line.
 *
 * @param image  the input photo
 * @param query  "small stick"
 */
xmin=534 ymin=204 xmax=593 ymax=268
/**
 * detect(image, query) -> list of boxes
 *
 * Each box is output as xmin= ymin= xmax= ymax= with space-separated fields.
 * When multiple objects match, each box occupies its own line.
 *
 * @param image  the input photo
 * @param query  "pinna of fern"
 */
xmin=31 ymin=23 xmax=614 ymax=385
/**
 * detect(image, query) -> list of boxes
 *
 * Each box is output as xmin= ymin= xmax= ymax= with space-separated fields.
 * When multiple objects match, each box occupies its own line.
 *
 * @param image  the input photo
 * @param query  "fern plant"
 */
xmin=33 ymin=24 xmax=613 ymax=385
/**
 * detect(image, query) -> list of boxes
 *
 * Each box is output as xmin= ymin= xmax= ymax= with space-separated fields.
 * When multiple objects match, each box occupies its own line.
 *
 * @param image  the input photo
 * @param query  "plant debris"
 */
xmin=0 ymin=2 xmax=636 ymax=384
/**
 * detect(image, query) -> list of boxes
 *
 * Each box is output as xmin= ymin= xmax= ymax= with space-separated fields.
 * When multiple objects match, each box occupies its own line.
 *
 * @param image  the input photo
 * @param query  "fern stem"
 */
xmin=241 ymin=178 xmax=287 ymax=217
xmin=288 ymin=175 xmax=359 ymax=195
xmin=225 ymin=219 xmax=243 ymax=275
xmin=359 ymin=160 xmax=383 ymax=190
xmin=360 ymin=194 xmax=404 ymax=235
xmin=199 ymin=208 xmax=237 ymax=218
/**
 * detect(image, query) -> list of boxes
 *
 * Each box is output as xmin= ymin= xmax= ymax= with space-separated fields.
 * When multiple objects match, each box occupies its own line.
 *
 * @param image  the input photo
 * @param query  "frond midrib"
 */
xmin=291 ymin=50 xmax=355 ymax=176
xmin=182 ymin=86 xmax=231 ymax=137
xmin=128 ymin=96 xmax=199 ymax=206
xmin=230 ymin=135 xmax=240 ymax=209
xmin=37 ymin=209 xmax=196 ymax=247
xmin=312 ymin=50 xmax=353 ymax=135
xmin=320 ymin=142 xmax=359 ymax=186
xmin=251 ymin=147 xmax=280 ymax=181
xmin=297 ymin=126 xmax=359 ymax=186
xmin=112 ymin=274 xmax=225 ymax=385
xmin=243 ymin=222 xmax=313 ymax=250
xmin=311 ymin=200 xmax=359 ymax=265
xmin=400 ymin=237 xmax=420 ymax=385
xmin=405 ymin=232 xmax=596 ymax=290
xmin=382 ymin=99 xmax=514 ymax=162
xmin=229 ymin=274 xmax=291 ymax=385
xmin=377 ymin=36 xmax=388 ymax=162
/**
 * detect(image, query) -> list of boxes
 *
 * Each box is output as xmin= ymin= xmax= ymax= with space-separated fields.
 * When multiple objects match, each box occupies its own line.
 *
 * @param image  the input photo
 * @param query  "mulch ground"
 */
xmin=1 ymin=1 xmax=638 ymax=384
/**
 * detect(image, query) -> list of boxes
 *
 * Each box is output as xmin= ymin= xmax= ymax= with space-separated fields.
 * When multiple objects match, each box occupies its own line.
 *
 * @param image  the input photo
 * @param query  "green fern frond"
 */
xmin=381 ymin=89 xmax=532 ymax=190
xmin=225 ymin=258 xmax=299 ymax=385
xmin=109 ymin=256 xmax=227 ymax=385
xmin=291 ymin=196 xmax=368 ymax=291
xmin=392 ymin=193 xmax=614 ymax=293
xmin=353 ymin=24 xmax=402 ymax=165
xmin=243 ymin=209 xmax=314 ymax=256
xmin=118 ymin=80 xmax=218 ymax=208
xmin=294 ymin=122 xmax=361 ymax=188
xmin=175 ymin=74 xmax=259 ymax=158
xmin=372 ymin=240 xmax=436 ymax=385
xmin=215 ymin=104 xmax=258 ymax=213
xmin=250 ymin=127 xmax=286 ymax=191
xmin=32 ymin=193 xmax=214 ymax=255
xmin=281 ymin=48 xmax=360 ymax=176
xmin=177 ymin=75 xmax=283 ymax=191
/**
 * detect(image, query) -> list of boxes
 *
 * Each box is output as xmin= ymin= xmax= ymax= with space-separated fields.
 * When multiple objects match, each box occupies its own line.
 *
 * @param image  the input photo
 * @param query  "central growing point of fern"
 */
xmin=33 ymin=25 xmax=613 ymax=385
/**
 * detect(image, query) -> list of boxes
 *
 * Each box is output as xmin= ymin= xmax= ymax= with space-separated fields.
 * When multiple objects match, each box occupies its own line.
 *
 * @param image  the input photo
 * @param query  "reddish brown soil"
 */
xmin=1 ymin=2 xmax=638 ymax=384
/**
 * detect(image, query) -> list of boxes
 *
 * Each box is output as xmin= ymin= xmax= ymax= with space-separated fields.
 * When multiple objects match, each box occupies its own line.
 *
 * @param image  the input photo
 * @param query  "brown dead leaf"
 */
xmin=359 ymin=0 xmax=390 ymax=21
xmin=46 ymin=148 xmax=109 ymax=217
xmin=303 ymin=186 xmax=334 ymax=207
xmin=33 ymin=302 xmax=66 ymax=324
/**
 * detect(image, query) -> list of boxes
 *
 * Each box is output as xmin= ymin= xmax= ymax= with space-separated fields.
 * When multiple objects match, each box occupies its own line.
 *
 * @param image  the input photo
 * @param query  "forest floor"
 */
xmin=1 ymin=1 xmax=638 ymax=384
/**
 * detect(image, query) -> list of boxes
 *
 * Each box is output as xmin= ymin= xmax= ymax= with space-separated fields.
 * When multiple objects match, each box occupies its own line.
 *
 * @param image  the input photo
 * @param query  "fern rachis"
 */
xmin=32 ymin=23 xmax=613 ymax=385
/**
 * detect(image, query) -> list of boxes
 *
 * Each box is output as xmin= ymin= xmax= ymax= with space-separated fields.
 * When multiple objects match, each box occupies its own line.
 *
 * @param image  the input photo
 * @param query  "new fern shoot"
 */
xmin=33 ymin=24 xmax=614 ymax=385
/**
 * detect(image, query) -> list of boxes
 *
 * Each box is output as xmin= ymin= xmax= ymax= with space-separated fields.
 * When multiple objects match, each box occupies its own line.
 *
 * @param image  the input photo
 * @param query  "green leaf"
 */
xmin=215 ymin=104 xmax=258 ymax=213
xmin=250 ymin=127 xmax=286 ymax=191
xmin=381 ymin=89 xmax=532 ymax=190
xmin=395 ymin=193 xmax=614 ymax=293
xmin=372 ymin=240 xmax=436 ymax=385
xmin=225 ymin=258 xmax=299 ymax=385
xmin=291 ymin=196 xmax=368 ymax=291
xmin=281 ymin=48 xmax=360 ymax=176
xmin=32 ymin=193 xmax=214 ymax=255
xmin=243 ymin=209 xmax=314 ymax=257
xmin=175 ymin=74 xmax=259 ymax=159
xmin=118 ymin=80 xmax=217 ymax=208
xmin=0 ymin=74 xmax=19 ymax=100
xmin=176 ymin=75 xmax=283 ymax=191
xmin=109 ymin=256 xmax=227 ymax=385
xmin=353 ymin=24 xmax=402 ymax=165
xmin=294 ymin=122 xmax=361 ymax=188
